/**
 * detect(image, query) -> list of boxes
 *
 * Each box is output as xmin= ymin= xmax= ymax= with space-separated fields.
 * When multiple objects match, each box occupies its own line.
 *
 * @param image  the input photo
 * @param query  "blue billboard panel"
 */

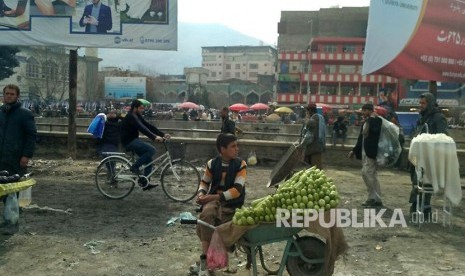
xmin=105 ymin=77 xmax=146 ymax=99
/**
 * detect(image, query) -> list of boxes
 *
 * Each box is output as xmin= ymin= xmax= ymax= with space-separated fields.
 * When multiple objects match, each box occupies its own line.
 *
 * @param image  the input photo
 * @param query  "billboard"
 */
xmin=363 ymin=0 xmax=465 ymax=82
xmin=0 ymin=0 xmax=177 ymax=50
xmin=105 ymin=77 xmax=146 ymax=99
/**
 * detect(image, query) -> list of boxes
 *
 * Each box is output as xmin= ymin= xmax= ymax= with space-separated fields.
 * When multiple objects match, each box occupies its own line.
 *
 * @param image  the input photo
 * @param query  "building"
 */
xmin=277 ymin=37 xmax=399 ymax=107
xmin=202 ymin=46 xmax=277 ymax=83
xmin=0 ymin=46 xmax=100 ymax=102
xmin=276 ymin=7 xmax=397 ymax=107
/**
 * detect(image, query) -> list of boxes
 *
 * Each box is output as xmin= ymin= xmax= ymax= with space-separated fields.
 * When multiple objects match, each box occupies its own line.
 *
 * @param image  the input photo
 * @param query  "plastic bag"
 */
xmin=4 ymin=193 xmax=19 ymax=224
xmin=376 ymin=117 xmax=402 ymax=167
xmin=207 ymin=230 xmax=228 ymax=270
xmin=247 ymin=151 xmax=257 ymax=166
xmin=87 ymin=113 xmax=106 ymax=138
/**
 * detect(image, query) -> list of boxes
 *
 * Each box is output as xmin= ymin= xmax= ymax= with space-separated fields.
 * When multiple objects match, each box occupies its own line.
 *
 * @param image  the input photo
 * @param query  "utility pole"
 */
xmin=429 ymin=80 xmax=437 ymax=99
xmin=68 ymin=49 xmax=77 ymax=159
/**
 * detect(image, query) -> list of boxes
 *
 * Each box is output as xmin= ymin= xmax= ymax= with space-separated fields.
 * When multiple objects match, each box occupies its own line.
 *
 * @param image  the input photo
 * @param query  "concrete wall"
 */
xmin=34 ymin=130 xmax=465 ymax=176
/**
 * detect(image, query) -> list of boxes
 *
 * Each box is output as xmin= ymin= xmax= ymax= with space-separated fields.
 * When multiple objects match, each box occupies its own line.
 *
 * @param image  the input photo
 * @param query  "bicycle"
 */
xmin=95 ymin=140 xmax=201 ymax=202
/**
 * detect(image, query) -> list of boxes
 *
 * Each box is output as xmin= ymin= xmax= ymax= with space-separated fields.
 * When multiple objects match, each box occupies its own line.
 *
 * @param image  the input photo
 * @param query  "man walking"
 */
xmin=302 ymin=103 xmax=326 ymax=169
xmin=348 ymin=103 xmax=383 ymax=207
xmin=0 ymin=84 xmax=37 ymax=235
xmin=408 ymin=93 xmax=448 ymax=215
xmin=220 ymin=107 xmax=236 ymax=135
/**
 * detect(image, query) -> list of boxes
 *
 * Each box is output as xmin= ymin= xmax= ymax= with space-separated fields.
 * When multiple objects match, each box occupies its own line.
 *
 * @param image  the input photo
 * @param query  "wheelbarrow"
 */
xmin=181 ymin=218 xmax=326 ymax=276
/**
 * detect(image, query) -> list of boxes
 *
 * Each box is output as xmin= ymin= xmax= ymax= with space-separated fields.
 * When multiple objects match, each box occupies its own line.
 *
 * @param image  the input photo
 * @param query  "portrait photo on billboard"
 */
xmin=0 ymin=0 xmax=30 ymax=29
xmin=70 ymin=0 xmax=120 ymax=34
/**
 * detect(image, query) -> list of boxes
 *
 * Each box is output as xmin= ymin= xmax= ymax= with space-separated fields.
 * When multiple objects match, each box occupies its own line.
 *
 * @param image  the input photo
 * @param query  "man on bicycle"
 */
xmin=191 ymin=133 xmax=247 ymax=274
xmin=121 ymin=99 xmax=170 ymax=190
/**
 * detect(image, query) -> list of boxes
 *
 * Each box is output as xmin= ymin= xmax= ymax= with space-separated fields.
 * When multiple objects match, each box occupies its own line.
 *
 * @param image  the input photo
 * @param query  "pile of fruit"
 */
xmin=0 ymin=170 xmax=21 ymax=184
xmin=232 ymin=167 xmax=340 ymax=226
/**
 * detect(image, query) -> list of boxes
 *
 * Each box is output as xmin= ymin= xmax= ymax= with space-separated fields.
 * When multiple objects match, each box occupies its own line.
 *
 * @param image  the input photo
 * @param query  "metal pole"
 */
xmin=68 ymin=49 xmax=77 ymax=159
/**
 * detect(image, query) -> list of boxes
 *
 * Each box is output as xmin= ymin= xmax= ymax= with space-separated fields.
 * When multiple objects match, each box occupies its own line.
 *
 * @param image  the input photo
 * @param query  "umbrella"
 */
xmin=250 ymin=103 xmax=269 ymax=110
xmin=274 ymin=106 xmax=294 ymax=114
xmin=229 ymin=103 xmax=249 ymax=112
xmin=317 ymin=103 xmax=332 ymax=113
xmin=137 ymin=99 xmax=151 ymax=106
xmin=178 ymin=101 xmax=199 ymax=109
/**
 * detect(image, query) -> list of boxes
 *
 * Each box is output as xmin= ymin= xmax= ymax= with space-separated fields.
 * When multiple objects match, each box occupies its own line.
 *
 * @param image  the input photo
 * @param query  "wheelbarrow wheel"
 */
xmin=286 ymin=236 xmax=325 ymax=276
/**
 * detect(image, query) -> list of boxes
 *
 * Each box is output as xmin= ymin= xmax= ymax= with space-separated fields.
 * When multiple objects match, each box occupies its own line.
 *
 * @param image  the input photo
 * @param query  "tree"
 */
xmin=0 ymin=46 xmax=20 ymax=81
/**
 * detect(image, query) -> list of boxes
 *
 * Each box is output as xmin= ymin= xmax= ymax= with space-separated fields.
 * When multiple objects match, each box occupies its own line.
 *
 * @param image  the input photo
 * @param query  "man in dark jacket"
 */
xmin=0 ymin=84 xmax=37 ymax=235
xmin=220 ymin=107 xmax=236 ymax=134
xmin=121 ymin=100 xmax=170 ymax=190
xmin=348 ymin=103 xmax=383 ymax=207
xmin=408 ymin=92 xmax=448 ymax=214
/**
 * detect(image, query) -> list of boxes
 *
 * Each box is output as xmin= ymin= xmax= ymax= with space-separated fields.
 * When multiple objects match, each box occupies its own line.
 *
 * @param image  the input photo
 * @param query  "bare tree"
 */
xmin=19 ymin=46 xmax=70 ymax=102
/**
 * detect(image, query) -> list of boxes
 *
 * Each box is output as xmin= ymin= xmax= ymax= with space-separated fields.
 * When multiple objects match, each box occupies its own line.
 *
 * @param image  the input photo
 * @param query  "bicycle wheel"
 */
xmin=95 ymin=156 xmax=135 ymax=199
xmin=161 ymin=160 xmax=200 ymax=202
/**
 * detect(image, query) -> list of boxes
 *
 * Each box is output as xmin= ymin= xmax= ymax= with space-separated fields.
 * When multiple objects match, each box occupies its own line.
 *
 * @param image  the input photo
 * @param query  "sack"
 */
xmin=207 ymin=230 xmax=228 ymax=270
xmin=247 ymin=151 xmax=257 ymax=166
xmin=376 ymin=117 xmax=402 ymax=167
xmin=300 ymin=127 xmax=314 ymax=146
xmin=4 ymin=193 xmax=19 ymax=224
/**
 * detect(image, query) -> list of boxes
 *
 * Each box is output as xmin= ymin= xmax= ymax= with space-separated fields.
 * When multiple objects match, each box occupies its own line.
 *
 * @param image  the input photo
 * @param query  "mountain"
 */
xmin=97 ymin=22 xmax=270 ymax=75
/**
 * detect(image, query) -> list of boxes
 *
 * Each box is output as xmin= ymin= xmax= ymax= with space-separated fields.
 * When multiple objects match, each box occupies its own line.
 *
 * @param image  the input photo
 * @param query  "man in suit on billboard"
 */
xmin=79 ymin=0 xmax=112 ymax=33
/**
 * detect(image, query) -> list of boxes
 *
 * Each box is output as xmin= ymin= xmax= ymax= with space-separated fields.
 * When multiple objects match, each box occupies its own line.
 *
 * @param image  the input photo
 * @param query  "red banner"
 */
xmin=363 ymin=0 xmax=465 ymax=82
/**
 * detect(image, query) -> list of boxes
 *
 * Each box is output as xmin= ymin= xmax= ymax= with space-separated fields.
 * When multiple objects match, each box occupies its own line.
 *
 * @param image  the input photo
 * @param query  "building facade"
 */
xmin=276 ymin=7 xmax=396 ymax=107
xmin=202 ymin=46 xmax=277 ymax=83
xmin=0 ymin=46 xmax=101 ymax=102
xmin=277 ymin=37 xmax=399 ymax=107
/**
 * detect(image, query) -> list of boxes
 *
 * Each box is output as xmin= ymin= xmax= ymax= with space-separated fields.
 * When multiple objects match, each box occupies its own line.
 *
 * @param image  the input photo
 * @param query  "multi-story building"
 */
xmin=277 ymin=37 xmax=399 ymax=107
xmin=277 ymin=7 xmax=399 ymax=107
xmin=201 ymin=46 xmax=277 ymax=83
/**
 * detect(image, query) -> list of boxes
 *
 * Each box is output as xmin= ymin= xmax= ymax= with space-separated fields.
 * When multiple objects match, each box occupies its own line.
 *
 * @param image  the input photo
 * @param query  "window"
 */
xmin=211 ymin=72 xmax=216 ymax=77
xmin=26 ymin=57 xmax=40 ymax=78
xmin=339 ymin=65 xmax=356 ymax=74
xmin=323 ymin=65 xmax=337 ymax=74
xmin=225 ymin=72 xmax=231 ymax=78
xmin=323 ymin=44 xmax=337 ymax=53
xmin=43 ymin=60 xmax=58 ymax=80
xmin=235 ymin=64 xmax=240 ymax=69
xmin=249 ymin=72 xmax=258 ymax=78
xmin=235 ymin=72 xmax=240 ymax=78
xmin=226 ymin=64 xmax=231 ymax=69
xmin=343 ymin=44 xmax=356 ymax=53
xmin=249 ymin=63 xmax=258 ymax=70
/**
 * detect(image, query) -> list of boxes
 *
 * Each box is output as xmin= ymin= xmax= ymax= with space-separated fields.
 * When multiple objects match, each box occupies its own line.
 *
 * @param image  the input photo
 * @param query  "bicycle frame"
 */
xmin=101 ymin=141 xmax=182 ymax=182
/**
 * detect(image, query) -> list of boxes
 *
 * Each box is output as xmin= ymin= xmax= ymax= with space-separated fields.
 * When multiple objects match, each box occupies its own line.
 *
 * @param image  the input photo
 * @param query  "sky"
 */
xmin=178 ymin=0 xmax=370 ymax=45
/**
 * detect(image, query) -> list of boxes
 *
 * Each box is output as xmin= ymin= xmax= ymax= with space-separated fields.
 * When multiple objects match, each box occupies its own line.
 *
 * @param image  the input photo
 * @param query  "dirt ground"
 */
xmin=0 ymin=157 xmax=464 ymax=276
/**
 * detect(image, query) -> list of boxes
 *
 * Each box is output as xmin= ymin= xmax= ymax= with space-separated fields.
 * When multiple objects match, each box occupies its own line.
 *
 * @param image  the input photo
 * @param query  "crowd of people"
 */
xmin=0 ymin=82 xmax=458 ymax=276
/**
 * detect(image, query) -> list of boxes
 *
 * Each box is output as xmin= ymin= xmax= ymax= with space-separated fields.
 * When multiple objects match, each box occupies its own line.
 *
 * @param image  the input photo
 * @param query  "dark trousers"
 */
xmin=125 ymin=138 xmax=156 ymax=177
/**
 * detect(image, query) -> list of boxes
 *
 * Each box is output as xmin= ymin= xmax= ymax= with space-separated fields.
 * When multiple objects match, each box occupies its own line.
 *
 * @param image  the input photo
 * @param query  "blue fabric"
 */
xmin=126 ymin=138 xmax=156 ymax=177
xmin=87 ymin=113 xmax=106 ymax=138
xmin=316 ymin=114 xmax=326 ymax=146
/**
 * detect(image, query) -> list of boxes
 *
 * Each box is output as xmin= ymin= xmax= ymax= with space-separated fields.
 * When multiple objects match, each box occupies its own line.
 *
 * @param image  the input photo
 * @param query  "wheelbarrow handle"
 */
xmin=180 ymin=218 xmax=216 ymax=230
xmin=180 ymin=218 xmax=198 ymax=225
